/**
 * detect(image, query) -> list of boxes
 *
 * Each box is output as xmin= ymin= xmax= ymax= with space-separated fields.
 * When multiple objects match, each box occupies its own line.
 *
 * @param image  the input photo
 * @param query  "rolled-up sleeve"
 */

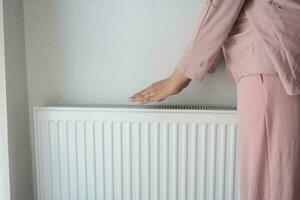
xmin=175 ymin=0 xmax=246 ymax=81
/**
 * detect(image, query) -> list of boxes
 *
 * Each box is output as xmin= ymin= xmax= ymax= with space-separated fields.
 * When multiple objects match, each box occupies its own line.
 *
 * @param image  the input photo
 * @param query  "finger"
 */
xmin=140 ymin=94 xmax=163 ymax=105
xmin=135 ymin=85 xmax=154 ymax=96
xmin=132 ymin=92 xmax=148 ymax=101
xmin=130 ymin=88 xmax=154 ymax=101
xmin=130 ymin=93 xmax=153 ymax=105
xmin=129 ymin=95 xmax=147 ymax=104
xmin=130 ymin=98 xmax=145 ymax=105
xmin=128 ymin=92 xmax=143 ymax=101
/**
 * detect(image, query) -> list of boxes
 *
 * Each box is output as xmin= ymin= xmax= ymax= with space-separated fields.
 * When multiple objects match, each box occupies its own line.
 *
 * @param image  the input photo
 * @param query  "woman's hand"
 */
xmin=128 ymin=69 xmax=192 ymax=105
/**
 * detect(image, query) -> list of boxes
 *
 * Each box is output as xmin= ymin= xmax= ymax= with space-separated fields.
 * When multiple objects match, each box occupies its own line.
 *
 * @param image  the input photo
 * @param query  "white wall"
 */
xmin=0 ymin=0 xmax=11 ymax=199
xmin=21 ymin=0 xmax=237 ymax=199
xmin=23 ymin=0 xmax=236 ymax=106
xmin=3 ymin=0 xmax=33 ymax=199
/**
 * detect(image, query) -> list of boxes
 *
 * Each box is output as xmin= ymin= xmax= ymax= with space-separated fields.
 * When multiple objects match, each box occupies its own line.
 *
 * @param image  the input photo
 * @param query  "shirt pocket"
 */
xmin=222 ymin=29 xmax=255 ymax=73
xmin=251 ymin=32 xmax=274 ymax=69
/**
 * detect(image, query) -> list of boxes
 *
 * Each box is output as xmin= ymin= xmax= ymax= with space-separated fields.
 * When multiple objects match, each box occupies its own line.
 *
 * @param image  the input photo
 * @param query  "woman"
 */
xmin=128 ymin=0 xmax=300 ymax=199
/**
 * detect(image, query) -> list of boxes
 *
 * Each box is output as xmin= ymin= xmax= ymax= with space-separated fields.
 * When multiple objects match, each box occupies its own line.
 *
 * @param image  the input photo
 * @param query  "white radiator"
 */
xmin=33 ymin=104 xmax=240 ymax=200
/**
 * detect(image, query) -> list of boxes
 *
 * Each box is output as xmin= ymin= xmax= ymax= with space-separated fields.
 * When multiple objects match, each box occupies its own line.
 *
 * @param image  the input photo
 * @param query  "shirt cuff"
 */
xmin=175 ymin=63 xmax=208 ymax=81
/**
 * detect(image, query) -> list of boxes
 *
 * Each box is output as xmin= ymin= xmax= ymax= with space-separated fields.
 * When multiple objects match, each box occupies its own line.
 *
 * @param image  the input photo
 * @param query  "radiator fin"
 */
xmin=34 ymin=107 xmax=240 ymax=200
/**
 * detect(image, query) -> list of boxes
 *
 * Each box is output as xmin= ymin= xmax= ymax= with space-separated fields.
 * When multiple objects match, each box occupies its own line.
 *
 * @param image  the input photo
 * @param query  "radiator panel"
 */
xmin=34 ymin=105 xmax=240 ymax=200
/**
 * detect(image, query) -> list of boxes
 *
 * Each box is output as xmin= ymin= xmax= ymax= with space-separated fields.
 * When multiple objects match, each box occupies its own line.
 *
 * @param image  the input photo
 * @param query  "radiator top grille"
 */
xmin=39 ymin=103 xmax=237 ymax=111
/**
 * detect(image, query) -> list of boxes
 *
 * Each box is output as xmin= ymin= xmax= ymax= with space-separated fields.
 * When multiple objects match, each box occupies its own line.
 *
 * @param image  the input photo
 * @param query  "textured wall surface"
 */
xmin=23 ymin=0 xmax=236 ymax=106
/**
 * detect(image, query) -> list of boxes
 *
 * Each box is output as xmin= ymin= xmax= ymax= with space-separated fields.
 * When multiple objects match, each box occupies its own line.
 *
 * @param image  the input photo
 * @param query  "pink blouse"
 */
xmin=174 ymin=0 xmax=300 ymax=95
xmin=222 ymin=5 xmax=278 ymax=83
xmin=175 ymin=2 xmax=278 ymax=84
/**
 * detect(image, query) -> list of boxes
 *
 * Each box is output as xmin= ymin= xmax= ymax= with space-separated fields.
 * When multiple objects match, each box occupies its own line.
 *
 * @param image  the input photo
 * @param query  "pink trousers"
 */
xmin=236 ymin=73 xmax=300 ymax=200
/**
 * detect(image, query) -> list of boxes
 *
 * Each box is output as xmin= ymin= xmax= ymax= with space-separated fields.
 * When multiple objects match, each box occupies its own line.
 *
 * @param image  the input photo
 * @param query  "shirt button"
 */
xmin=199 ymin=61 xmax=205 ymax=67
xmin=268 ymin=0 xmax=282 ymax=10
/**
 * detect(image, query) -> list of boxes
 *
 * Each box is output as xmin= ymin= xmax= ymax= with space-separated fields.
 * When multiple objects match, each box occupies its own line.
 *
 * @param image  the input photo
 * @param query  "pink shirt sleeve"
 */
xmin=175 ymin=0 xmax=246 ymax=81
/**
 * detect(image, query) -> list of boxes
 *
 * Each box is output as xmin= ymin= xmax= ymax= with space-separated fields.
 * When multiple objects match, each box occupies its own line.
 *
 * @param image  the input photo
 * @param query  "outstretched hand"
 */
xmin=128 ymin=69 xmax=191 ymax=105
